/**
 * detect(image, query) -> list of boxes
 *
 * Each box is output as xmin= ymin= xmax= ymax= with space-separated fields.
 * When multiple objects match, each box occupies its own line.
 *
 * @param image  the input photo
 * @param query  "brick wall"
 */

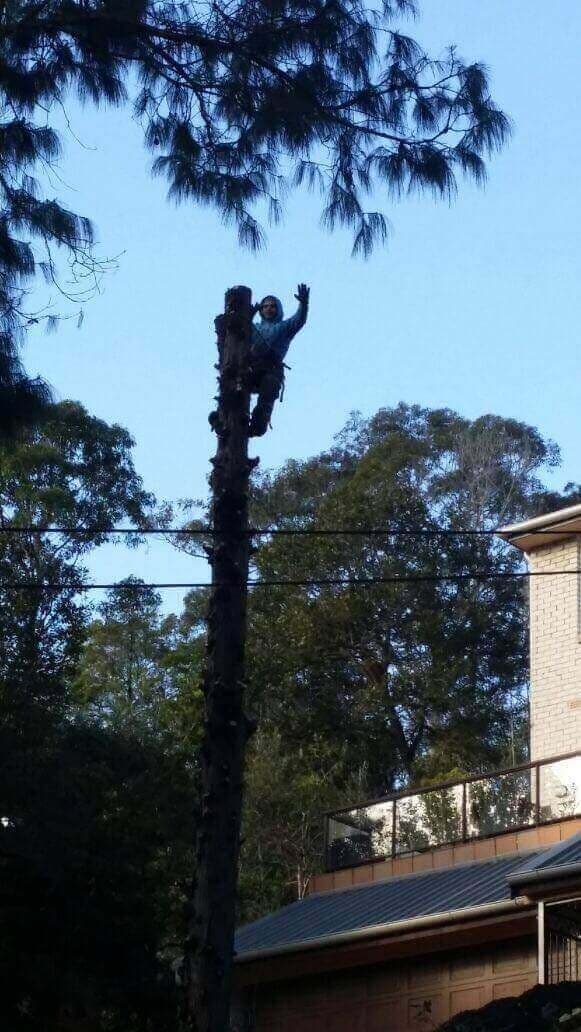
xmin=529 ymin=539 xmax=581 ymax=760
xmin=253 ymin=939 xmax=537 ymax=1031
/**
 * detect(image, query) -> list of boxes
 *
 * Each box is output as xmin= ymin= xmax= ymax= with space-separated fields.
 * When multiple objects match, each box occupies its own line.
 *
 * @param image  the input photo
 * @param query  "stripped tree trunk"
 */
xmin=184 ymin=285 xmax=255 ymax=1031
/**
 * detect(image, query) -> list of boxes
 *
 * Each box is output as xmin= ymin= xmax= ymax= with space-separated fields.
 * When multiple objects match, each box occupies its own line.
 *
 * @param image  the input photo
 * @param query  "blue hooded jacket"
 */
xmin=251 ymin=295 xmax=308 ymax=362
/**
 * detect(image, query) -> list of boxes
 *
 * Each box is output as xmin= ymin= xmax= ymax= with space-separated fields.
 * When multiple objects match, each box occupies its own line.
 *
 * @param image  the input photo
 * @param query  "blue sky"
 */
xmin=24 ymin=0 xmax=581 ymax=607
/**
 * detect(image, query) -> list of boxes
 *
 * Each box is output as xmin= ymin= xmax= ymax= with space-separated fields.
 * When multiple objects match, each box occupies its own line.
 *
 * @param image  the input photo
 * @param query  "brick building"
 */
xmin=233 ymin=504 xmax=581 ymax=1030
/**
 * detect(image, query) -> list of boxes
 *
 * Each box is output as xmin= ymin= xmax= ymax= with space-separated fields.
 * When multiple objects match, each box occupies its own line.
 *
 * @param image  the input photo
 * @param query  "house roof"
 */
xmin=498 ymin=503 xmax=581 ymax=552
xmin=508 ymin=832 xmax=581 ymax=890
xmin=235 ymin=852 xmax=542 ymax=963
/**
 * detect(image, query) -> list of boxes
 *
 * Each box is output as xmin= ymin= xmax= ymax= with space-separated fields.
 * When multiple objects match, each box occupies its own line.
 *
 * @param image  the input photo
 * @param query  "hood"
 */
xmin=259 ymin=296 xmax=283 ymax=324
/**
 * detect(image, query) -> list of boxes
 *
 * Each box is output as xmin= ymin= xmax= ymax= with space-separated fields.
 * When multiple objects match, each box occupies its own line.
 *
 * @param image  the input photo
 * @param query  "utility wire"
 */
xmin=0 ymin=525 xmax=579 ymax=538
xmin=1 ymin=570 xmax=580 ymax=592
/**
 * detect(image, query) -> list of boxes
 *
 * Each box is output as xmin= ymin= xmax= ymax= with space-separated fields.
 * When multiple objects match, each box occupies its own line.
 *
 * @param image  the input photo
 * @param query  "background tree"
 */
xmin=0 ymin=399 xmax=154 ymax=688
xmin=246 ymin=405 xmax=578 ymax=793
xmin=74 ymin=578 xmax=205 ymax=749
xmin=239 ymin=728 xmax=367 ymax=920
xmin=0 ymin=404 xmax=200 ymax=1031
xmin=0 ymin=684 xmax=196 ymax=1032
xmin=5 ymin=395 xmax=576 ymax=1022
xmin=1 ymin=0 xmax=509 ymax=425
xmin=3 ymin=393 xmax=577 ymax=1026
xmin=169 ymin=404 xmax=581 ymax=919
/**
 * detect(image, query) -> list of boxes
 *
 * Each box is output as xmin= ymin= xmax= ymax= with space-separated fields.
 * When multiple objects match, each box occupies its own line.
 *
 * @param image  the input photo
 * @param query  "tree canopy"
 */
xmin=1 ymin=0 xmax=509 ymax=433
xmin=0 ymin=401 xmax=197 ymax=1031
xmin=2 ymin=397 xmax=579 ymax=1023
xmin=74 ymin=577 xmax=205 ymax=747
xmin=0 ymin=714 xmax=193 ymax=1032
xmin=176 ymin=403 xmax=581 ymax=912
xmin=0 ymin=399 xmax=154 ymax=690
xmin=246 ymin=405 xmax=576 ymax=793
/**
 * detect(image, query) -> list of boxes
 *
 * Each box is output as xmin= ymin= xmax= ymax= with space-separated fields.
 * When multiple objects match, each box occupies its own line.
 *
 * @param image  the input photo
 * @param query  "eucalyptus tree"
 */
xmin=168 ymin=405 xmax=580 ymax=921
xmin=247 ymin=405 xmax=577 ymax=794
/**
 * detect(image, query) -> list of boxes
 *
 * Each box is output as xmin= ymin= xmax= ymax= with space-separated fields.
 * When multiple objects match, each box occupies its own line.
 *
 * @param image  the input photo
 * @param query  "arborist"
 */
xmin=248 ymin=283 xmax=310 ymax=436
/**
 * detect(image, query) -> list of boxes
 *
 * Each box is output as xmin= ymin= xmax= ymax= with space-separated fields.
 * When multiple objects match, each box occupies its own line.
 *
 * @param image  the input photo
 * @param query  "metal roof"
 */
xmin=509 ymin=832 xmax=581 ymax=889
xmin=235 ymin=852 xmax=542 ymax=961
xmin=498 ymin=503 xmax=581 ymax=552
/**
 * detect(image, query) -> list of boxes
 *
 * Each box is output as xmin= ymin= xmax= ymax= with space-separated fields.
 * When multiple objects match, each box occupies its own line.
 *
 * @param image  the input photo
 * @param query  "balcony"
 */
xmin=325 ymin=750 xmax=581 ymax=871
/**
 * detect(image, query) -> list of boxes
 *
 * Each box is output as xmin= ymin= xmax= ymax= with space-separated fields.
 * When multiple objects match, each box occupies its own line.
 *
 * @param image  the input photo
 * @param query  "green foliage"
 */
xmin=239 ymin=729 xmax=365 ymax=920
xmin=1 ymin=1 xmax=508 ymax=433
xmin=0 ymin=689 xmax=194 ymax=1031
xmin=0 ymin=399 xmax=154 ymax=687
xmin=246 ymin=404 xmax=577 ymax=800
xmin=0 ymin=400 xmax=199 ymax=1030
xmin=395 ymin=782 xmax=463 ymax=853
xmin=170 ymin=403 xmax=580 ymax=916
xmin=467 ymin=768 xmax=535 ymax=837
xmin=1 ymin=399 xmax=153 ymax=535
xmin=5 ymin=396 xmax=580 ymax=1008
xmin=74 ymin=578 xmax=205 ymax=749
xmin=555 ymin=1009 xmax=581 ymax=1031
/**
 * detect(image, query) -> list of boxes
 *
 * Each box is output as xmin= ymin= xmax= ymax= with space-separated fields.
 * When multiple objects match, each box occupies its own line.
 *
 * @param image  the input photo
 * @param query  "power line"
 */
xmin=1 ymin=569 xmax=580 ymax=592
xmin=0 ymin=524 xmax=580 ymax=539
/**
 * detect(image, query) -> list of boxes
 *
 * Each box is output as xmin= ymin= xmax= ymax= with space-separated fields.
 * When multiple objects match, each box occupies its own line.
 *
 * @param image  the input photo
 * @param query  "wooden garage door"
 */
xmin=254 ymin=940 xmax=537 ymax=1031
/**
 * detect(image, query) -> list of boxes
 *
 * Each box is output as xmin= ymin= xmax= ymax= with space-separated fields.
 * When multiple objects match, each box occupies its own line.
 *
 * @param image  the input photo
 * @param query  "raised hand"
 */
xmin=295 ymin=283 xmax=310 ymax=306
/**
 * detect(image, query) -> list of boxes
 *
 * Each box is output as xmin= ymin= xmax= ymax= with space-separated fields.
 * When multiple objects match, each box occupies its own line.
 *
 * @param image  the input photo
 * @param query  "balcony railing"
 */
xmin=325 ymin=750 xmax=581 ymax=871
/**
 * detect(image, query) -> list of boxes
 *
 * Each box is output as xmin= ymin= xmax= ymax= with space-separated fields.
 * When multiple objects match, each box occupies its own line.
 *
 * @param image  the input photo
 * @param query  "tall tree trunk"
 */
xmin=184 ymin=286 xmax=254 ymax=1031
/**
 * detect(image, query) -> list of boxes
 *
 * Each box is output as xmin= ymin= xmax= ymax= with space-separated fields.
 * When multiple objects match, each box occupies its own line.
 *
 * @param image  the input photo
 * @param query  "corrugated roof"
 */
xmin=508 ymin=832 xmax=581 ymax=888
xmin=235 ymin=852 xmax=542 ymax=960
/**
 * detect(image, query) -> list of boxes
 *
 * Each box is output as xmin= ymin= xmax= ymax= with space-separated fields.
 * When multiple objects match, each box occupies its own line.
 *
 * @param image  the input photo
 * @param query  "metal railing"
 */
xmin=325 ymin=750 xmax=581 ymax=871
xmin=545 ymin=901 xmax=581 ymax=984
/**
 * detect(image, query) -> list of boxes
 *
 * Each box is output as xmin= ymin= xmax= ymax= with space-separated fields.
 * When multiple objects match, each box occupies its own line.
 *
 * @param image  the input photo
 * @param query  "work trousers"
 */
xmin=248 ymin=354 xmax=285 ymax=436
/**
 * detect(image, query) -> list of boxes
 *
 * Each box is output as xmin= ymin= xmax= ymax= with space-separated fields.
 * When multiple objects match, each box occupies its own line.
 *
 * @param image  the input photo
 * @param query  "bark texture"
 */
xmin=185 ymin=286 xmax=254 ymax=1032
